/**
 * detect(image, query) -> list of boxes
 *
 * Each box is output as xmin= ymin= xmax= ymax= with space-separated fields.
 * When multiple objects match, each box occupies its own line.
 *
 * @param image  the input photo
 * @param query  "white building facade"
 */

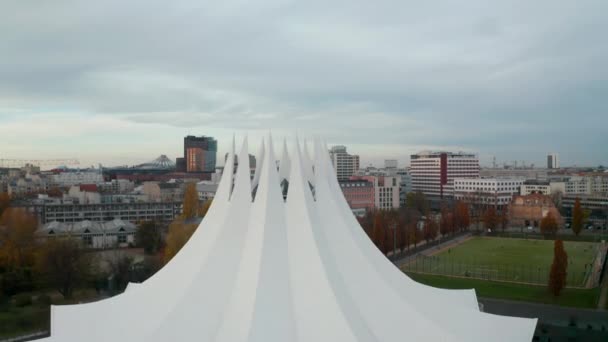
xmin=52 ymin=171 xmax=104 ymax=186
xmin=410 ymin=151 xmax=479 ymax=202
xmin=375 ymin=175 xmax=401 ymax=210
xmin=454 ymin=178 xmax=524 ymax=208
xmin=565 ymin=175 xmax=608 ymax=195
xmin=39 ymin=219 xmax=137 ymax=249
xmin=329 ymin=145 xmax=360 ymax=180
xmin=520 ymin=180 xmax=566 ymax=196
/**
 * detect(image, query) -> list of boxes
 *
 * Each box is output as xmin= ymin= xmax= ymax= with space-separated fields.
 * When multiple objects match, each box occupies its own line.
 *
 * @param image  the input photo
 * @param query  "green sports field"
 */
xmin=403 ymin=237 xmax=600 ymax=287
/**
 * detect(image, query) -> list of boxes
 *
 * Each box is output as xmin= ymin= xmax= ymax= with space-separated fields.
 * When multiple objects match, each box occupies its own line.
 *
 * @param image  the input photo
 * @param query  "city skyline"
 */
xmin=1 ymin=1 xmax=607 ymax=168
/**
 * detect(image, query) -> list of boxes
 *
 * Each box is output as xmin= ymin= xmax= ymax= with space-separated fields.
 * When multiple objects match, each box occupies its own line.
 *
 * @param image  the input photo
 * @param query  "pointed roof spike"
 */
xmin=300 ymin=138 xmax=315 ymax=187
xmin=230 ymin=136 xmax=252 ymax=203
xmin=278 ymin=138 xmax=291 ymax=183
xmin=253 ymin=132 xmax=283 ymax=205
xmin=286 ymin=137 xmax=315 ymax=205
xmin=252 ymin=138 xmax=265 ymax=190
xmin=213 ymin=137 xmax=236 ymax=203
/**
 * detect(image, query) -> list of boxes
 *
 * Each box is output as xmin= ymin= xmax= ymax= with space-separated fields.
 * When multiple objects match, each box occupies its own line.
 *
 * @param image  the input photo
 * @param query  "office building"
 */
xmin=519 ymin=179 xmax=566 ymax=196
xmin=329 ymin=146 xmax=360 ymax=180
xmin=339 ymin=179 xmax=375 ymax=214
xmin=565 ymin=175 xmax=608 ymax=195
xmin=453 ymin=177 xmax=523 ymax=208
xmin=547 ymin=153 xmax=559 ymax=169
xmin=179 ymin=135 xmax=218 ymax=173
xmin=410 ymin=151 xmax=479 ymax=202
xmin=21 ymin=201 xmax=182 ymax=224
xmin=351 ymin=175 xmax=401 ymax=210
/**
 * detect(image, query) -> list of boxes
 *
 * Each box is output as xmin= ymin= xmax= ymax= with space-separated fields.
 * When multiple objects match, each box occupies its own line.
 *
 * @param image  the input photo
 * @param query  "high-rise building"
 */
xmin=329 ymin=145 xmax=360 ymax=180
xmin=179 ymin=136 xmax=217 ymax=173
xmin=547 ymin=153 xmax=559 ymax=169
xmin=410 ymin=151 xmax=479 ymax=202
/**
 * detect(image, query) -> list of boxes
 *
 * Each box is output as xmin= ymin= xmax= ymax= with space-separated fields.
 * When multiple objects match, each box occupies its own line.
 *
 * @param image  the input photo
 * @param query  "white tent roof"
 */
xmin=42 ymin=135 xmax=536 ymax=341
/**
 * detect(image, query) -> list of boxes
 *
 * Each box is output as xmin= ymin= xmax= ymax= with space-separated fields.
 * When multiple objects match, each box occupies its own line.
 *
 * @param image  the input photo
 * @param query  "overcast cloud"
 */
xmin=1 ymin=0 xmax=606 ymax=167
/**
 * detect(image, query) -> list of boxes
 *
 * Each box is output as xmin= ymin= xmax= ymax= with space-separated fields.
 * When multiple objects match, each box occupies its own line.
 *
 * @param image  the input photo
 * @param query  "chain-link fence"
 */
xmin=402 ymin=251 xmax=604 ymax=288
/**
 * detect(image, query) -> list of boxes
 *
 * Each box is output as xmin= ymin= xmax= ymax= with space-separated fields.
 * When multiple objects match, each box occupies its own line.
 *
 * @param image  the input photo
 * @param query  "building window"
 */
xmin=82 ymin=235 xmax=93 ymax=246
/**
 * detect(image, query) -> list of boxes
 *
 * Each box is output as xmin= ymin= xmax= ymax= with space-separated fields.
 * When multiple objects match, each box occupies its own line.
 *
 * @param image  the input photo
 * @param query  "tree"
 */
xmin=396 ymin=208 xmax=418 ymax=252
xmin=105 ymin=250 xmax=134 ymax=294
xmin=163 ymin=220 xmax=198 ymax=264
xmin=0 ymin=208 xmax=38 ymax=269
xmin=540 ymin=212 xmax=559 ymax=237
xmin=548 ymin=239 xmax=568 ymax=296
xmin=483 ymin=207 xmax=499 ymax=231
xmin=372 ymin=211 xmax=387 ymax=253
xmin=198 ymin=199 xmax=213 ymax=217
xmin=405 ymin=191 xmax=429 ymax=215
xmin=453 ymin=201 xmax=470 ymax=232
xmin=36 ymin=238 xmax=93 ymax=299
xmin=572 ymin=198 xmax=583 ymax=236
xmin=136 ymin=221 xmax=162 ymax=255
xmin=423 ymin=217 xmax=438 ymax=243
xmin=182 ymin=183 xmax=199 ymax=219
xmin=499 ymin=208 xmax=510 ymax=232
xmin=408 ymin=223 xmax=421 ymax=249
xmin=46 ymin=188 xmax=64 ymax=198
xmin=439 ymin=207 xmax=453 ymax=237
xmin=0 ymin=192 xmax=10 ymax=217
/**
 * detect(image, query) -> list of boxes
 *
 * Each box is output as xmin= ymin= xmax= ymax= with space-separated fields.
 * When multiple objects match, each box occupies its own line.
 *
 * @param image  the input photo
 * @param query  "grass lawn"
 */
xmin=408 ymin=273 xmax=601 ymax=309
xmin=417 ymin=237 xmax=599 ymax=286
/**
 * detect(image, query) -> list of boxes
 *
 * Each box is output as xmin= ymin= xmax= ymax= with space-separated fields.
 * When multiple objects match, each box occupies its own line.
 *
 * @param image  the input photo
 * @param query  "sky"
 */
xmin=1 ymin=1 xmax=607 ymax=168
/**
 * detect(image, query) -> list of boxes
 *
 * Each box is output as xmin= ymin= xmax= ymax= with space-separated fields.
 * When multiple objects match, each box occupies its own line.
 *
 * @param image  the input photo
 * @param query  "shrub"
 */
xmin=36 ymin=294 xmax=52 ymax=307
xmin=14 ymin=294 xmax=32 ymax=307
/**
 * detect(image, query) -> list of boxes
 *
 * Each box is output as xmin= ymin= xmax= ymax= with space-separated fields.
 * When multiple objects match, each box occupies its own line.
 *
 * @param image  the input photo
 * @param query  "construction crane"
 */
xmin=0 ymin=159 xmax=80 ymax=168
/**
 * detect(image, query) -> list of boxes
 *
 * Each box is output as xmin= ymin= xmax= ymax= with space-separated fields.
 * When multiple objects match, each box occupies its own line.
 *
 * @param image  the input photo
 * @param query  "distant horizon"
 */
xmin=2 ymin=2 xmax=607 ymax=171
xmin=4 ymin=134 xmax=604 ymax=172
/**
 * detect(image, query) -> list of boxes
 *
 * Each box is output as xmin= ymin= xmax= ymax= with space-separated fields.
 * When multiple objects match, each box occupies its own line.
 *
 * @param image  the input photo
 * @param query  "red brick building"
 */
xmin=509 ymin=193 xmax=563 ymax=228
xmin=339 ymin=179 xmax=375 ymax=212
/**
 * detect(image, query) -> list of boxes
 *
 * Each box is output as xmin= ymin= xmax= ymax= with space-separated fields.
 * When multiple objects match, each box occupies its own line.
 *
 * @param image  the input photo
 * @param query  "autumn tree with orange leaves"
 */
xmin=548 ymin=239 xmax=568 ymax=296
xmin=182 ymin=183 xmax=200 ymax=219
xmin=0 ymin=208 xmax=38 ymax=269
xmin=423 ymin=217 xmax=438 ymax=243
xmin=540 ymin=212 xmax=559 ymax=237
xmin=453 ymin=201 xmax=470 ymax=232
xmin=483 ymin=207 xmax=499 ymax=231
xmin=0 ymin=192 xmax=10 ymax=217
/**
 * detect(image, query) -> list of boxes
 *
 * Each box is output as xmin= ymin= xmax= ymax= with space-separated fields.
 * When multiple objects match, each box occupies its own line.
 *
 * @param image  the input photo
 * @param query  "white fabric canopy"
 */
xmin=42 ymin=135 xmax=537 ymax=341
